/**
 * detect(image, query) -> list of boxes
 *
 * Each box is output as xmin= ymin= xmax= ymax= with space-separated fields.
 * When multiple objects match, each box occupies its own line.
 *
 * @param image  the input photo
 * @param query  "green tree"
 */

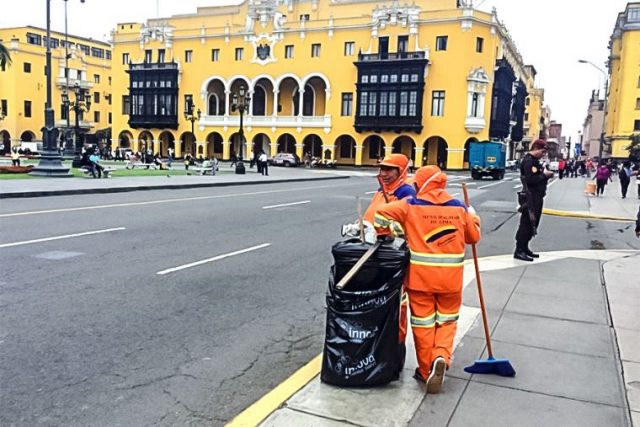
xmin=0 ymin=41 xmax=11 ymax=68
xmin=625 ymin=133 xmax=640 ymax=161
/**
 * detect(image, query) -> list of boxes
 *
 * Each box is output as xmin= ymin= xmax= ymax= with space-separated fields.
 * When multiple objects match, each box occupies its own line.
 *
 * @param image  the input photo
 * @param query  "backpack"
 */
xmin=619 ymin=168 xmax=628 ymax=180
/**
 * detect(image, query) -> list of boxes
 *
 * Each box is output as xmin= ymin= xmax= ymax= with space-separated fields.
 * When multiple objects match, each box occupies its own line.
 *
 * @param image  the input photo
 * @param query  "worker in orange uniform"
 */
xmin=374 ymin=165 xmax=481 ymax=393
xmin=362 ymin=153 xmax=416 ymax=348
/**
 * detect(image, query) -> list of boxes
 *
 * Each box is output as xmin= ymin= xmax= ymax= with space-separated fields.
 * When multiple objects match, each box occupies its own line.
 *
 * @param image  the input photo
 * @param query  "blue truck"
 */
xmin=469 ymin=140 xmax=506 ymax=180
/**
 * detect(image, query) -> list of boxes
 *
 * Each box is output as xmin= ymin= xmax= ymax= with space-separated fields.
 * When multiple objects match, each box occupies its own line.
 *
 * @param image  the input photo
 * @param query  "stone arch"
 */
xmin=423 ymin=136 xmax=449 ymax=169
xmin=118 ymin=130 xmax=133 ymax=148
xmin=363 ymin=135 xmax=386 ymax=166
xmin=200 ymin=75 xmax=228 ymax=95
xmin=180 ymin=131 xmax=196 ymax=157
xmin=463 ymin=137 xmax=478 ymax=169
xmin=20 ymin=131 xmax=36 ymax=142
xmin=292 ymin=84 xmax=316 ymax=116
xmin=303 ymin=75 xmax=329 ymax=115
xmin=205 ymin=78 xmax=226 ymax=116
xmin=252 ymin=84 xmax=268 ymax=116
xmin=0 ymin=130 xmax=11 ymax=154
xmin=138 ymin=130 xmax=154 ymax=154
xmin=252 ymin=78 xmax=275 ymax=116
xmin=275 ymin=73 xmax=302 ymax=88
xmin=206 ymin=132 xmax=224 ymax=159
xmin=226 ymin=75 xmax=251 ymax=93
xmin=302 ymin=134 xmax=323 ymax=158
xmin=276 ymin=133 xmax=296 ymax=154
xmin=228 ymin=131 xmax=247 ymax=159
xmin=277 ymin=76 xmax=301 ymax=116
xmin=335 ymin=134 xmax=356 ymax=164
xmin=252 ymin=133 xmax=271 ymax=157
xmin=158 ymin=131 xmax=175 ymax=157
xmin=301 ymin=72 xmax=331 ymax=98
xmin=392 ymin=136 xmax=416 ymax=162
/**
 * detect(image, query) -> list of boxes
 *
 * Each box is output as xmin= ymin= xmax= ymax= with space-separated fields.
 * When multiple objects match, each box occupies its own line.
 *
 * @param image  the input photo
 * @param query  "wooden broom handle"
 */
xmin=462 ymin=183 xmax=494 ymax=358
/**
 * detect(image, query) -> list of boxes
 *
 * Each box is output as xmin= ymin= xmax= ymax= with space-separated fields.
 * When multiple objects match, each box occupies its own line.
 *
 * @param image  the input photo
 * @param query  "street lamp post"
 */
xmin=62 ymin=82 xmax=91 ymax=167
xmin=30 ymin=0 xmax=74 ymax=176
xmin=184 ymin=100 xmax=201 ymax=158
xmin=231 ymin=84 xmax=251 ymax=174
xmin=578 ymin=59 xmax=609 ymax=161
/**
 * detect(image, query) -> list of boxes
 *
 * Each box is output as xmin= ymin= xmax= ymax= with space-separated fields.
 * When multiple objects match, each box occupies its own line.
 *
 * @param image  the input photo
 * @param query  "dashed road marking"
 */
xmin=0 ymin=227 xmax=126 ymax=249
xmin=157 ymin=243 xmax=271 ymax=275
xmin=262 ymin=200 xmax=311 ymax=210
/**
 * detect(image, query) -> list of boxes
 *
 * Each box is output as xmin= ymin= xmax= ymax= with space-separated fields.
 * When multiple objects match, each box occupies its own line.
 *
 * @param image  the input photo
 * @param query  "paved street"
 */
xmin=0 ymin=170 xmax=638 ymax=425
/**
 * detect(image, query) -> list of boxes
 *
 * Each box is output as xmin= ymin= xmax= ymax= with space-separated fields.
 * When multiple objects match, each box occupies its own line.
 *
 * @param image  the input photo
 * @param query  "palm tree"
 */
xmin=0 ymin=41 xmax=12 ymax=68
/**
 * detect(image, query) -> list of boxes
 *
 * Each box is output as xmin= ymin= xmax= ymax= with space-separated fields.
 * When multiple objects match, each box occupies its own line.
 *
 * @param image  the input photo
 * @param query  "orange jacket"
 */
xmin=363 ymin=154 xmax=415 ymax=224
xmin=374 ymin=166 xmax=481 ymax=293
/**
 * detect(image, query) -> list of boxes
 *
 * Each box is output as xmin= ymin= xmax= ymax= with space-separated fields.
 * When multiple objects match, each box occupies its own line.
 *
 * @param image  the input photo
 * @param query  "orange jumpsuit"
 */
xmin=374 ymin=166 xmax=481 ymax=379
xmin=363 ymin=154 xmax=415 ymax=345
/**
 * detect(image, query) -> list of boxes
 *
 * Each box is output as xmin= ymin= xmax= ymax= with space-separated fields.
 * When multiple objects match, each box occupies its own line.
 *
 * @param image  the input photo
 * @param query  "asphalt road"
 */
xmin=1 ymin=172 xmax=637 ymax=426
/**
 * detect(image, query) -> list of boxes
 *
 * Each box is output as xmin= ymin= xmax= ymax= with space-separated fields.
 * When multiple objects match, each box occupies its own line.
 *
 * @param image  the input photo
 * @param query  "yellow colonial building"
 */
xmin=607 ymin=2 xmax=640 ymax=159
xmin=111 ymin=0 xmax=541 ymax=169
xmin=0 ymin=26 xmax=112 ymax=155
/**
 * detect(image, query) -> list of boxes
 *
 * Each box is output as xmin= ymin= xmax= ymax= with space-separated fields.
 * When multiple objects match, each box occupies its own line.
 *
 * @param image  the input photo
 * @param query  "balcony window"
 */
xmin=311 ymin=43 xmax=321 ymax=57
xmin=476 ymin=37 xmax=484 ymax=53
xmin=381 ymin=74 xmax=389 ymax=83
xmin=360 ymin=92 xmax=368 ymax=116
xmin=285 ymin=45 xmax=294 ymax=59
xmin=122 ymin=95 xmax=130 ymax=115
xmin=388 ymin=92 xmax=397 ymax=116
xmin=370 ymin=75 xmax=378 ymax=83
xmin=122 ymin=53 xmax=129 ymax=65
xmin=108 ymin=112 xmax=112 ymax=124
xmin=158 ymin=49 xmax=165 ymax=63
xmin=1 ymin=99 xmax=7 ymax=116
xmin=211 ymin=48 xmax=219 ymax=62
xmin=398 ymin=35 xmax=409 ymax=54
xmin=26 ymin=33 xmax=41 ymax=45
xmin=361 ymin=75 xmax=369 ymax=83
xmin=94 ymin=92 xmax=100 ymax=104
xmin=368 ymin=92 xmax=377 ymax=116
xmin=435 ymin=36 xmax=448 ymax=51
xmin=471 ymin=93 xmax=479 ymax=117
xmin=344 ymin=41 xmax=355 ymax=56
xmin=390 ymin=74 xmax=398 ymax=83
xmin=185 ymin=50 xmax=193 ymax=63
xmin=106 ymin=51 xmax=111 ymax=60
xmin=300 ymin=14 xmax=310 ymax=21
xmin=94 ymin=111 xmax=100 ymax=122
xmin=23 ymin=62 xmax=31 ymax=73
xmin=144 ymin=49 xmax=152 ymax=63
xmin=379 ymin=92 xmax=388 ymax=116
xmin=401 ymin=74 xmax=409 ymax=83
xmin=341 ymin=93 xmax=353 ymax=116
xmin=235 ymin=48 xmax=243 ymax=61
xmin=409 ymin=91 xmax=417 ymax=116
xmin=91 ymin=47 xmax=104 ymax=58
xmin=399 ymin=91 xmax=408 ymax=116
xmin=628 ymin=7 xmax=640 ymax=22
xmin=78 ymin=44 xmax=90 ymax=55
xmin=411 ymin=74 xmax=419 ymax=82
xmin=636 ymin=97 xmax=640 ymax=110
xmin=432 ymin=90 xmax=445 ymax=116
xmin=94 ymin=74 xmax=100 ymax=83
xmin=635 ymin=120 xmax=640 ymax=131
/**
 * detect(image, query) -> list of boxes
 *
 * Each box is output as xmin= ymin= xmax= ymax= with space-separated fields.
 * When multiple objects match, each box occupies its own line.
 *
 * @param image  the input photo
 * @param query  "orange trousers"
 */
xmin=399 ymin=290 xmax=408 ymax=343
xmin=408 ymin=290 xmax=462 ymax=379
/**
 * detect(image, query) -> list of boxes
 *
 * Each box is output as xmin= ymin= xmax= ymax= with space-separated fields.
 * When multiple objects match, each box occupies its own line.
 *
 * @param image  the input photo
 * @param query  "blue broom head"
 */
xmin=464 ymin=356 xmax=516 ymax=377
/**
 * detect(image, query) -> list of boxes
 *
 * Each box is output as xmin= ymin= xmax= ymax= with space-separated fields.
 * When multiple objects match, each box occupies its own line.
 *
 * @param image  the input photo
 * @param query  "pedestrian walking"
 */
xmin=594 ymin=163 xmax=612 ymax=196
xmin=167 ymin=147 xmax=174 ymax=168
xmin=374 ymin=165 xmax=481 ymax=394
xmin=558 ymin=158 xmax=566 ymax=179
xmin=514 ymin=139 xmax=553 ymax=261
xmin=619 ymin=161 xmax=633 ymax=199
xmin=230 ymin=150 xmax=238 ymax=168
xmin=258 ymin=151 xmax=269 ymax=176
xmin=636 ymin=205 xmax=640 ymax=238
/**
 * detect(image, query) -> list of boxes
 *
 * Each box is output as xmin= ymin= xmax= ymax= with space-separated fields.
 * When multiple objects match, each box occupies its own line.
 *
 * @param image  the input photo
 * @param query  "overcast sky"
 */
xmin=1 ymin=0 xmax=630 ymax=141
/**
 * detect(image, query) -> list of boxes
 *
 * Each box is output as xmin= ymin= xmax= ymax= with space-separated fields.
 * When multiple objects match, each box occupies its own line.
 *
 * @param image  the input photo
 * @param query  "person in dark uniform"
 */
xmin=514 ymin=139 xmax=554 ymax=261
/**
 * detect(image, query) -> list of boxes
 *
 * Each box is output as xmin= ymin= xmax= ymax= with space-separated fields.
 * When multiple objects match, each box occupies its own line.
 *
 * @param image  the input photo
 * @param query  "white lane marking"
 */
xmin=478 ymin=181 xmax=505 ymax=190
xmin=364 ymin=190 xmax=377 ymax=195
xmin=514 ymin=184 xmax=522 ymax=189
xmin=547 ymin=177 xmax=559 ymax=189
xmin=451 ymin=193 xmax=460 ymax=197
xmin=0 ymin=227 xmax=126 ymax=249
xmin=157 ymin=243 xmax=271 ymax=275
xmin=262 ymin=200 xmax=310 ymax=210
xmin=0 ymin=183 xmax=361 ymax=219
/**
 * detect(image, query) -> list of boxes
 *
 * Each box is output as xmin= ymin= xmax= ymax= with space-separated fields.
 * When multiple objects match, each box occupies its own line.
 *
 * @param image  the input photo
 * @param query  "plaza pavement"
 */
xmin=232 ymin=175 xmax=640 ymax=427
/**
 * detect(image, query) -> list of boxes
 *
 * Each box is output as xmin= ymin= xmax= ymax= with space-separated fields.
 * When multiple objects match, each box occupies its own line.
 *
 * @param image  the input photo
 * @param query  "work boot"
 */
xmin=514 ymin=250 xmax=534 ymax=262
xmin=413 ymin=368 xmax=426 ymax=383
xmin=426 ymin=357 xmax=446 ymax=394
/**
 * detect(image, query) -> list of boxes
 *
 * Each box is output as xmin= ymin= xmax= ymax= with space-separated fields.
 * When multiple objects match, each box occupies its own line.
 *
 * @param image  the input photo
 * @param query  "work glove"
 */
xmin=467 ymin=205 xmax=477 ymax=216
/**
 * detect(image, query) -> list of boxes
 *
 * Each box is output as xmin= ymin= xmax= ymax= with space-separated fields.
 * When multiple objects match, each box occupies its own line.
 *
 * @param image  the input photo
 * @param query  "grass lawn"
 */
xmin=0 ymin=166 xmax=238 ymax=179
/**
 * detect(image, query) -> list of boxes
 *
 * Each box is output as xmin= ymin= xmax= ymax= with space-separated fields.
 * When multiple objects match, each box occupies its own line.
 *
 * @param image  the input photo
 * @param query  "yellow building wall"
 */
xmin=111 ymin=1 xmax=533 ymax=169
xmin=0 ymin=27 xmax=111 ymax=153
xmin=607 ymin=27 xmax=639 ymax=158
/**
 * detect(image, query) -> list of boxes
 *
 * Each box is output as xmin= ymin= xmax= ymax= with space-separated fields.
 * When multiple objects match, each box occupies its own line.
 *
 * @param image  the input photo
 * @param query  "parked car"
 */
xmin=270 ymin=152 xmax=300 ymax=167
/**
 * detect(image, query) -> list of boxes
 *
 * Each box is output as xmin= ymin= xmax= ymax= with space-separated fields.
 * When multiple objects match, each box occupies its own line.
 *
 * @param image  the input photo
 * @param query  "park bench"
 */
xmin=80 ymin=166 xmax=116 ymax=178
xmin=188 ymin=163 xmax=218 ymax=175
xmin=125 ymin=161 xmax=158 ymax=170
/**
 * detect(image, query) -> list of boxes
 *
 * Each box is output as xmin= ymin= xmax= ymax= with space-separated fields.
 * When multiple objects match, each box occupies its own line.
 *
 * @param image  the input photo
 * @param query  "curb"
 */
xmin=542 ymin=208 xmax=636 ymax=222
xmin=0 ymin=176 xmax=350 ymax=199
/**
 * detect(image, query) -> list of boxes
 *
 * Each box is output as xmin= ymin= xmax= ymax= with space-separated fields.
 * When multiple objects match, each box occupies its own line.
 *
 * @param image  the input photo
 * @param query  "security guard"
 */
xmin=374 ymin=166 xmax=481 ymax=393
xmin=514 ymin=139 xmax=554 ymax=261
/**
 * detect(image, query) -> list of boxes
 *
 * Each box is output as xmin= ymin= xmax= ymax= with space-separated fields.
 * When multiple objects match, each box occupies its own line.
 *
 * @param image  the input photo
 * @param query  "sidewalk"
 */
xmin=0 ymin=166 xmax=350 ymax=199
xmin=233 ymin=175 xmax=640 ymax=427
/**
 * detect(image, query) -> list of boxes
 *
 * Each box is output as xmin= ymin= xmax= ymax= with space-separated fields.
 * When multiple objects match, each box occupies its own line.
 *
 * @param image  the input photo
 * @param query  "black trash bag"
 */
xmin=321 ymin=239 xmax=409 ymax=387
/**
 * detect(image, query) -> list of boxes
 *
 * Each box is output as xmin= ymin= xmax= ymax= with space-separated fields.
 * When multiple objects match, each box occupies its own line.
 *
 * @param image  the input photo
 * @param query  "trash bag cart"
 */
xmin=321 ymin=239 xmax=409 ymax=387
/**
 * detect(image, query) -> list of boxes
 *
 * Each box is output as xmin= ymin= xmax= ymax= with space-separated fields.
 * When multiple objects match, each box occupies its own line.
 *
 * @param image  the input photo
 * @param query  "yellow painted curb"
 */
xmin=226 ymin=353 xmax=323 ymax=427
xmin=543 ymin=208 xmax=635 ymax=222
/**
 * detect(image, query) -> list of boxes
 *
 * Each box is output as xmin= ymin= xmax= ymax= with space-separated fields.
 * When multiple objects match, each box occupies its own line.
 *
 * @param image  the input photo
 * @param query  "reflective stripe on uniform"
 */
xmin=374 ymin=213 xmax=392 ymax=228
xmin=409 ymin=251 xmax=465 ymax=267
xmin=410 ymin=313 xmax=436 ymax=328
xmin=436 ymin=311 xmax=459 ymax=324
